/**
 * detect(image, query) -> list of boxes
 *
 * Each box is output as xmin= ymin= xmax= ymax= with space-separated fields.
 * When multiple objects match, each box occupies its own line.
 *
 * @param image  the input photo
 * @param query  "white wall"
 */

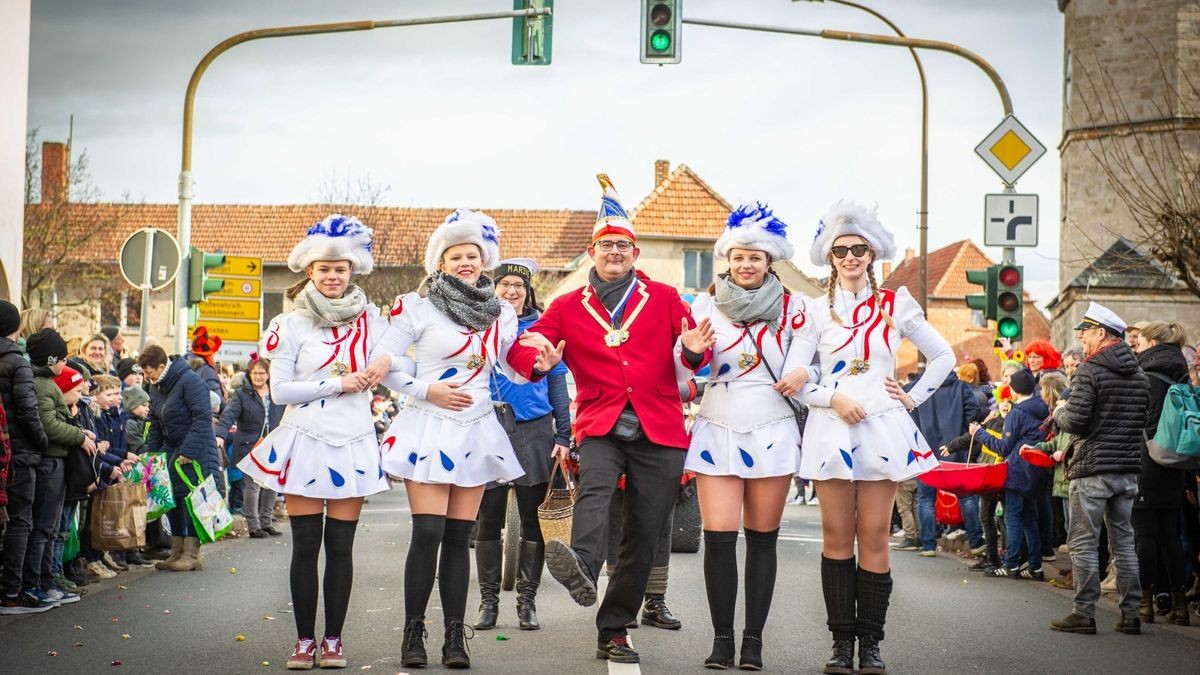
xmin=0 ymin=1 xmax=31 ymax=306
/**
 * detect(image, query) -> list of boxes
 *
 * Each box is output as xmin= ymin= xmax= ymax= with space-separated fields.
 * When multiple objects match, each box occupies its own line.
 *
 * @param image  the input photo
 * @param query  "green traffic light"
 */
xmin=650 ymin=29 xmax=671 ymax=52
xmin=998 ymin=317 xmax=1021 ymax=339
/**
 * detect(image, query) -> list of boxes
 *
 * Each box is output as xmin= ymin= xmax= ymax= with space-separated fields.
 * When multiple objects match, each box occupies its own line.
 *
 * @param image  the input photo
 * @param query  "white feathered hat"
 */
xmin=288 ymin=214 xmax=374 ymax=274
xmin=714 ymin=202 xmax=794 ymax=262
xmin=424 ymin=208 xmax=501 ymax=275
xmin=809 ymin=201 xmax=897 ymax=266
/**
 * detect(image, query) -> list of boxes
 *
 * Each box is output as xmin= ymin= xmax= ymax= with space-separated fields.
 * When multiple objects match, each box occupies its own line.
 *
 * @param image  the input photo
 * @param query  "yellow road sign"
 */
xmin=974 ymin=115 xmax=1046 ymax=186
xmin=212 ymin=255 xmax=263 ymax=277
xmin=197 ymin=298 xmax=261 ymax=321
xmin=192 ymin=320 xmax=261 ymax=343
xmin=209 ymin=277 xmax=261 ymax=299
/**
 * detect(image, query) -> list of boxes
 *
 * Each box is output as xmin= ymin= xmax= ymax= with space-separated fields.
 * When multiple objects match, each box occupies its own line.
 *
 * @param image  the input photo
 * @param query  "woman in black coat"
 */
xmin=1132 ymin=321 xmax=1191 ymax=625
xmin=217 ymin=359 xmax=283 ymax=538
xmin=139 ymin=345 xmax=220 ymax=572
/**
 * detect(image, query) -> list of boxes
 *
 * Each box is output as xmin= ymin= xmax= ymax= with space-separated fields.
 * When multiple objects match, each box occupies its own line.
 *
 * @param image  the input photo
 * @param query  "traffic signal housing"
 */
xmin=511 ymin=0 xmax=552 ymax=66
xmin=995 ymin=264 xmax=1024 ymax=340
xmin=188 ymin=247 xmax=226 ymax=305
xmin=640 ymin=0 xmax=681 ymax=64
xmin=965 ymin=266 xmax=997 ymax=321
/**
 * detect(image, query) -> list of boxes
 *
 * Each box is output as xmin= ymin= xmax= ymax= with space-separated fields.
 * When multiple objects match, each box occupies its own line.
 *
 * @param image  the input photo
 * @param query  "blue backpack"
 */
xmin=1146 ymin=372 xmax=1200 ymax=468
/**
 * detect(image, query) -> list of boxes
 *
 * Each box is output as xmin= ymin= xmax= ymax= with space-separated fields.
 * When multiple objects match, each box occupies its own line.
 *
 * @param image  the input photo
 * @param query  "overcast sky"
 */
xmin=27 ymin=0 xmax=1065 ymax=301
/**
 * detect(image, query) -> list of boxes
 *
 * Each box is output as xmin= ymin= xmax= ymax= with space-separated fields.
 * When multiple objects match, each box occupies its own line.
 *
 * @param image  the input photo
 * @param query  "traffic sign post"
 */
xmin=193 ymin=254 xmax=263 ymax=357
xmin=984 ymin=193 xmax=1038 ymax=247
xmin=119 ymin=228 xmax=182 ymax=350
xmin=974 ymin=115 xmax=1046 ymax=187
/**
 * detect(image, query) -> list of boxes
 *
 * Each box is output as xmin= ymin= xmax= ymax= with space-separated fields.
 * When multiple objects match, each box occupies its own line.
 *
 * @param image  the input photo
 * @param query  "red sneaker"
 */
xmin=286 ymin=638 xmax=318 ymax=670
xmin=319 ymin=636 xmax=346 ymax=669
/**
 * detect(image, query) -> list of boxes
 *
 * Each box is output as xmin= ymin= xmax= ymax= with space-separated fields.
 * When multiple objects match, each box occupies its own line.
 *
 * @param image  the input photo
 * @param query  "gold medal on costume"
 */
xmin=465 ymin=353 xmax=485 ymax=370
xmin=331 ymin=361 xmax=350 ymax=376
xmin=583 ymin=277 xmax=647 ymax=349
xmin=604 ymin=329 xmax=630 ymax=348
xmin=849 ymin=358 xmax=870 ymax=375
xmin=738 ymin=352 xmax=759 ymax=369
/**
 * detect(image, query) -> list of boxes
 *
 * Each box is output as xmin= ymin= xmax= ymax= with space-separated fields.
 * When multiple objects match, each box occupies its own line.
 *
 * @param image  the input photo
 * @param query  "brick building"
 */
xmin=882 ymin=240 xmax=1052 ymax=382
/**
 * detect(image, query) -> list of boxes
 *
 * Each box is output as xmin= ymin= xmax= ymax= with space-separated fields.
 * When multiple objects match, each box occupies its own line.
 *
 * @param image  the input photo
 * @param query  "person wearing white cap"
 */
xmin=237 ymin=214 xmax=399 ymax=670
xmin=685 ymin=202 xmax=812 ymax=670
xmin=470 ymin=256 xmax=573 ymax=633
xmin=780 ymin=202 xmax=954 ymax=674
xmin=1049 ymin=301 xmax=1150 ymax=636
xmin=378 ymin=210 xmax=561 ymax=669
xmin=506 ymin=174 xmax=716 ymax=666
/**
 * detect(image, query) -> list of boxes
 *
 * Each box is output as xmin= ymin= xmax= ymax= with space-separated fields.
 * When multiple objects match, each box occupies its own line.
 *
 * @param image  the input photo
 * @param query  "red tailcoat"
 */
xmin=507 ymin=270 xmax=710 ymax=450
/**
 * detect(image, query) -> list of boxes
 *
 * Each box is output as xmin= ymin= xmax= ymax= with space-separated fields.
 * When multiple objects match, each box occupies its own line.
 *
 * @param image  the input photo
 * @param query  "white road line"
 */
xmin=609 ymin=632 xmax=641 ymax=675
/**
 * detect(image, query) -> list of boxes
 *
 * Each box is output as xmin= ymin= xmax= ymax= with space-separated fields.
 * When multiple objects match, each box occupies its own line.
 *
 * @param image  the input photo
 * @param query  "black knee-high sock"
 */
xmin=322 ymin=518 xmax=358 ymax=638
xmin=821 ymin=555 xmax=856 ymax=641
xmin=855 ymin=567 xmax=893 ymax=641
xmin=405 ymin=514 xmax=446 ymax=622
xmin=703 ymin=530 xmax=740 ymax=636
xmin=438 ymin=518 xmax=475 ymax=626
xmin=743 ymin=527 xmax=779 ymax=636
xmin=289 ymin=514 xmax=325 ymax=640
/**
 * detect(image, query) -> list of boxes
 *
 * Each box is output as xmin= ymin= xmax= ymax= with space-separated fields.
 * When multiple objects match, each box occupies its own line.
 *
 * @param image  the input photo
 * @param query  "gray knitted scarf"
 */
xmin=293 ymin=281 xmax=368 ymax=328
xmin=427 ymin=272 xmax=504 ymax=332
xmin=713 ymin=272 xmax=784 ymax=332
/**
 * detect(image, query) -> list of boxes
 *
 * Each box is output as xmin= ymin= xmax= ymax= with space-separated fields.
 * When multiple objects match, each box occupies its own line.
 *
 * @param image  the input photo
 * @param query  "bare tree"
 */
xmin=1068 ymin=45 xmax=1200 ymax=298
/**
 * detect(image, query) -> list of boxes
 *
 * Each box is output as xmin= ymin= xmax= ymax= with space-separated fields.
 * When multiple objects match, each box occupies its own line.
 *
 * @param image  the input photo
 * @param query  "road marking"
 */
xmin=609 ymin=632 xmax=641 ymax=675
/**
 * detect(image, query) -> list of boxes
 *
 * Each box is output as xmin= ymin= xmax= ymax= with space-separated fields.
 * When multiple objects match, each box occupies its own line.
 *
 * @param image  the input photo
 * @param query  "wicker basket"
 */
xmin=538 ymin=456 xmax=576 ymax=545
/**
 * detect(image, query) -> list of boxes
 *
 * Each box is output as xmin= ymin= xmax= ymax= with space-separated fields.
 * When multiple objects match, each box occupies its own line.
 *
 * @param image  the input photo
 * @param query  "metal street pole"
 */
xmin=174 ymin=7 xmax=552 ymax=355
xmin=139 ymin=228 xmax=155 ymax=351
xmin=796 ymin=0 xmax=930 ymax=313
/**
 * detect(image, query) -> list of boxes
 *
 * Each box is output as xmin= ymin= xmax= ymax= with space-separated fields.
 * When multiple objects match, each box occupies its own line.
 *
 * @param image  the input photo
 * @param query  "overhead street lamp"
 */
xmin=173 ymin=7 xmax=552 ymax=354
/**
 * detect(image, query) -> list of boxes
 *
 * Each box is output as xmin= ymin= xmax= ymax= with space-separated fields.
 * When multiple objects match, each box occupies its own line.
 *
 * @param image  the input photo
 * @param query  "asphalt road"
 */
xmin=2 ymin=488 xmax=1197 ymax=674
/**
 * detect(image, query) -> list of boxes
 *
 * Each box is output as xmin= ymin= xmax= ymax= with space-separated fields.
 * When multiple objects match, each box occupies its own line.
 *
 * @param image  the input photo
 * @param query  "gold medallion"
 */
xmin=465 ymin=354 xmax=485 ymax=370
xmin=331 ymin=361 xmax=350 ymax=376
xmin=849 ymin=358 xmax=870 ymax=376
xmin=738 ymin=352 xmax=759 ymax=369
xmin=604 ymin=328 xmax=630 ymax=348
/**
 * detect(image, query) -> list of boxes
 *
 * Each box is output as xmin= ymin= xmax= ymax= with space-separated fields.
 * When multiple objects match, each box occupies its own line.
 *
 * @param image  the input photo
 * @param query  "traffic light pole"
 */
xmin=174 ymin=6 xmax=553 ymax=355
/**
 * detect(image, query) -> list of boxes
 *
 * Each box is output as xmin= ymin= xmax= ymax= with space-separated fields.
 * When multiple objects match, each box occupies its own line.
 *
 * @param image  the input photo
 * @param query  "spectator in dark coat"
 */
xmin=1050 ymin=302 xmax=1149 ymax=635
xmin=216 ymin=359 xmax=283 ymax=537
xmin=1131 ymin=321 xmax=1191 ymax=625
xmin=141 ymin=346 xmax=220 ymax=573
xmin=908 ymin=371 xmax=984 ymax=555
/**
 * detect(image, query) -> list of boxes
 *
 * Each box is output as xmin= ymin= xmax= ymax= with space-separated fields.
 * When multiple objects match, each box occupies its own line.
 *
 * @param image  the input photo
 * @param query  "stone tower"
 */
xmin=1050 ymin=0 xmax=1200 ymax=347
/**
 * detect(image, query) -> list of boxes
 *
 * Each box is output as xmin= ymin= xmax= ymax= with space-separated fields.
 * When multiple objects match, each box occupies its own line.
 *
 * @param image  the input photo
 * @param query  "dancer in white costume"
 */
xmin=782 ymin=203 xmax=953 ymax=675
xmin=237 ymin=215 xmax=399 ymax=670
xmin=379 ymin=209 xmax=561 ymax=669
xmin=684 ymin=202 xmax=811 ymax=671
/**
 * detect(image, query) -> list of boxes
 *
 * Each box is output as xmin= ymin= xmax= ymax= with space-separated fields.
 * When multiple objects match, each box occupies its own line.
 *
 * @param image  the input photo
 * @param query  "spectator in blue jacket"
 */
xmin=140 ymin=345 xmax=220 ymax=572
xmin=973 ymin=368 xmax=1050 ymax=580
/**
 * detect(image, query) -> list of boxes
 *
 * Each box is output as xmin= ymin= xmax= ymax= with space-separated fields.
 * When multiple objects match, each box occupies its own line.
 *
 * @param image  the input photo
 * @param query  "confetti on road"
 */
xmin=229 ymin=567 xmax=237 ymax=574
xmin=111 ymin=617 xmax=119 ymax=623
xmin=117 ymin=585 xmax=127 ymax=589
xmin=164 ymin=610 xmax=171 ymax=614
xmin=74 ymin=625 xmax=83 ymax=630
xmin=236 ymin=634 xmax=246 ymax=641
xmin=261 ymin=661 xmax=270 ymax=667
xmin=74 ymin=643 xmax=84 ymax=647
xmin=47 ymin=651 xmax=58 ymax=657
xmin=111 ymin=659 xmax=123 ymax=666
xmin=263 ymin=616 xmax=276 ymax=621
xmin=496 ymin=634 xmax=509 ymax=641
xmin=121 ymin=634 xmax=131 ymax=640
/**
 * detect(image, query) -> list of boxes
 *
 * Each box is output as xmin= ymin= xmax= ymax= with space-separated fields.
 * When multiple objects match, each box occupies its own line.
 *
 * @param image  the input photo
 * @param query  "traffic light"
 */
xmin=640 ymin=0 xmax=681 ymax=64
xmin=995 ymin=264 xmax=1023 ymax=340
xmin=511 ymin=0 xmax=552 ymax=66
xmin=965 ymin=267 xmax=997 ymax=321
xmin=188 ymin=246 xmax=226 ymax=305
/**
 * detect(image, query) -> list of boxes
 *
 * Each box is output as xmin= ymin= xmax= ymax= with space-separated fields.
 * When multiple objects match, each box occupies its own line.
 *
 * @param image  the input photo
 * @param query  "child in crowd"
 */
xmin=123 ymin=385 xmax=151 ymax=456
xmin=116 ymin=358 xmax=143 ymax=389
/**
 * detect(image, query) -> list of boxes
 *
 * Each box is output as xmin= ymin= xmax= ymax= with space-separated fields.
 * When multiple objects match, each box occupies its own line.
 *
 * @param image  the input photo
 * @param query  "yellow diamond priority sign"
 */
xmin=975 ymin=115 xmax=1046 ymax=186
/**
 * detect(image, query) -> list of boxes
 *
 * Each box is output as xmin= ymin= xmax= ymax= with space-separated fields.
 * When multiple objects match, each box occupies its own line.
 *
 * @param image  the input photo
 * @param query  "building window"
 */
xmin=684 ymin=250 xmax=713 ymax=290
xmin=970 ymin=309 xmax=989 ymax=329
xmin=100 ymin=289 xmax=141 ymax=330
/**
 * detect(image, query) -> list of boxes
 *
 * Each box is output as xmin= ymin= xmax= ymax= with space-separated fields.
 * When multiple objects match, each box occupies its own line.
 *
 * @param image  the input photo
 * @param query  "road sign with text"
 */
xmin=984 ymin=194 xmax=1039 ymax=247
xmin=197 ymin=297 xmax=261 ymax=321
xmin=211 ymin=255 xmax=262 ymax=277
xmin=209 ymin=277 xmax=261 ymax=299
xmin=196 ymin=320 xmax=261 ymax=343
xmin=975 ymin=115 xmax=1046 ymax=186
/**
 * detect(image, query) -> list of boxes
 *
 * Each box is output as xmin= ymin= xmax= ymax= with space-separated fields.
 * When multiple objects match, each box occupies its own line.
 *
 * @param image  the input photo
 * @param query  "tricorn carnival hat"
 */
xmin=809 ymin=201 xmax=897 ymax=266
xmin=288 ymin=214 xmax=374 ymax=275
xmin=424 ymin=208 xmax=501 ymax=275
xmin=591 ymin=174 xmax=636 ymax=243
xmin=714 ymin=202 xmax=794 ymax=262
xmin=1073 ymin=301 xmax=1127 ymax=336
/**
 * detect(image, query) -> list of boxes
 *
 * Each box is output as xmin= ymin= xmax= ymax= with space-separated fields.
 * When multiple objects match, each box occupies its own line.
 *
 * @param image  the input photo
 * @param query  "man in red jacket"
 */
xmin=508 ymin=175 xmax=714 ymax=664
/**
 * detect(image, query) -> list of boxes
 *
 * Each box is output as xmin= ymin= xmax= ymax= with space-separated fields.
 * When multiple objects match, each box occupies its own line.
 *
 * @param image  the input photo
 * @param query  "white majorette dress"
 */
xmin=238 ymin=309 xmax=393 ymax=499
xmin=685 ymin=292 xmax=808 ymax=478
xmin=785 ymin=285 xmax=954 ymax=482
xmin=378 ymin=293 xmax=526 ymax=487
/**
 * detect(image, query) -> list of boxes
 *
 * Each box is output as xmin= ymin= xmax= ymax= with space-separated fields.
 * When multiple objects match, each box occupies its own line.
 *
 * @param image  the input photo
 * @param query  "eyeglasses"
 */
xmin=594 ymin=240 xmax=633 ymax=253
xmin=830 ymin=244 xmax=871 ymax=259
xmin=496 ymin=281 xmax=526 ymax=291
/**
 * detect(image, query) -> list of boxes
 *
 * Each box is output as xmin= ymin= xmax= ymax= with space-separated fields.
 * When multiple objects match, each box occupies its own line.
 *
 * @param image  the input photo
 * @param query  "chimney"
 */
xmin=41 ymin=141 xmax=69 ymax=204
xmin=882 ymin=261 xmax=893 ymax=279
xmin=903 ymin=247 xmax=915 ymax=261
xmin=654 ymin=159 xmax=670 ymax=186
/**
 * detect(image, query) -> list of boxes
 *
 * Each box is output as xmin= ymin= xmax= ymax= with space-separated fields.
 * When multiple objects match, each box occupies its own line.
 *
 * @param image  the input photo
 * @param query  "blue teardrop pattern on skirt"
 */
xmin=305 ymin=478 xmax=317 ymax=486
xmin=699 ymin=450 xmax=716 ymax=465
xmin=440 ymin=451 xmax=455 ymax=471
xmin=267 ymin=447 xmax=277 ymax=463
xmin=408 ymin=452 xmax=419 ymax=465
xmin=840 ymin=449 xmax=853 ymax=469
xmin=438 ymin=368 xmax=459 ymax=381
xmin=739 ymin=448 xmax=755 ymax=468
xmin=355 ymin=468 xmax=366 ymax=475
xmin=329 ymin=467 xmax=346 ymax=488
xmin=906 ymin=450 xmax=917 ymax=466
xmin=717 ymin=363 xmax=731 ymax=376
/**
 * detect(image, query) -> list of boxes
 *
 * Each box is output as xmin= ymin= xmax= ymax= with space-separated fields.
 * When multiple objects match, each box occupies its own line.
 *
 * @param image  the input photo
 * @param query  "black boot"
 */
xmin=472 ymin=540 xmax=501 ymax=630
xmin=855 ymin=568 xmax=893 ymax=675
xmin=704 ymin=634 xmax=736 ymax=670
xmin=441 ymin=620 xmax=473 ymax=669
xmin=401 ymin=616 xmax=428 ymax=668
xmin=515 ymin=540 xmax=544 ymax=630
xmin=641 ymin=593 xmax=682 ymax=629
xmin=738 ymin=630 xmax=763 ymax=671
xmin=821 ymin=556 xmax=856 ymax=675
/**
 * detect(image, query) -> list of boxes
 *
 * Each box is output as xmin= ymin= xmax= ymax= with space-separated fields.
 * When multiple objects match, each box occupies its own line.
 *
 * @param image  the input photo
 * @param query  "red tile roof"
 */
xmin=628 ymin=163 xmax=732 ymax=239
xmin=881 ymin=239 xmax=994 ymax=298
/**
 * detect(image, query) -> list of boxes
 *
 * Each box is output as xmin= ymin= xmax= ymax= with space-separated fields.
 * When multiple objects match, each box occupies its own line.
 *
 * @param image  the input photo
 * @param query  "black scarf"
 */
xmin=427 ymin=273 xmax=504 ymax=332
xmin=588 ymin=267 xmax=636 ymax=313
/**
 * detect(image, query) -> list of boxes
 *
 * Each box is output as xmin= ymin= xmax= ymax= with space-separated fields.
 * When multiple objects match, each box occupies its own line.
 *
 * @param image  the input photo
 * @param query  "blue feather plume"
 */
xmin=306 ymin=214 xmax=373 ymax=251
xmin=727 ymin=201 xmax=788 ymax=237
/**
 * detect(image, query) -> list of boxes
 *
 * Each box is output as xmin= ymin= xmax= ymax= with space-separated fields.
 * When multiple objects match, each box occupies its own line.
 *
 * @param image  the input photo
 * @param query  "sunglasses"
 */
xmin=830 ymin=244 xmax=871 ymax=259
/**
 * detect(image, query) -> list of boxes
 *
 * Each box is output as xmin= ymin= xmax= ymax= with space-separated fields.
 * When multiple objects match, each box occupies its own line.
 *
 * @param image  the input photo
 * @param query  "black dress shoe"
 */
xmin=264 ymin=526 xmax=283 ymax=537
xmin=857 ymin=636 xmax=886 ymax=675
xmin=640 ymin=594 xmax=682 ymax=629
xmin=704 ymin=636 xmax=735 ymax=669
xmin=545 ymin=540 xmax=597 ymax=607
xmin=249 ymin=529 xmax=269 ymax=539
xmin=822 ymin=638 xmax=855 ymax=674
xmin=595 ymin=636 xmax=639 ymax=663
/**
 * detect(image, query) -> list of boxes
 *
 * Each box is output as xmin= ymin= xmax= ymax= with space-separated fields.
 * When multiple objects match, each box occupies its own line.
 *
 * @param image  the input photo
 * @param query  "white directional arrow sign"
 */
xmin=984 ymin=194 xmax=1039 ymax=247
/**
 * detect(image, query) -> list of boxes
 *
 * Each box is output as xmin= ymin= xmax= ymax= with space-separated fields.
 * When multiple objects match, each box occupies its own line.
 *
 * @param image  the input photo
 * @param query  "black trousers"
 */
xmin=572 ymin=434 xmax=684 ymax=642
xmin=1132 ymin=507 xmax=1186 ymax=592
xmin=979 ymin=491 xmax=1001 ymax=566
xmin=606 ymin=487 xmax=673 ymax=568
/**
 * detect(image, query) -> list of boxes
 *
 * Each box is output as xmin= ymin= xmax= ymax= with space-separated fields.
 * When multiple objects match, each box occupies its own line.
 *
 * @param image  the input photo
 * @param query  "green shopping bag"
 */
xmin=64 ymin=507 xmax=80 ymax=562
xmin=126 ymin=452 xmax=175 ymax=520
xmin=174 ymin=458 xmax=234 ymax=544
